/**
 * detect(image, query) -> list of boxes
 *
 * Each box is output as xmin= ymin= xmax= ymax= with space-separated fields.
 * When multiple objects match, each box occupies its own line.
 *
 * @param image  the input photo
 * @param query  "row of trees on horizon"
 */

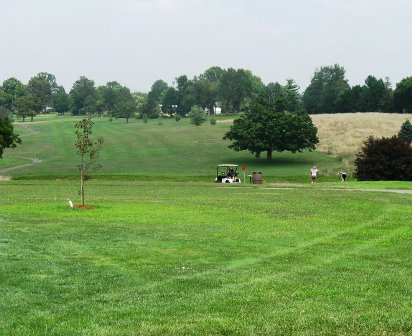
xmin=1 ymin=65 xmax=412 ymax=122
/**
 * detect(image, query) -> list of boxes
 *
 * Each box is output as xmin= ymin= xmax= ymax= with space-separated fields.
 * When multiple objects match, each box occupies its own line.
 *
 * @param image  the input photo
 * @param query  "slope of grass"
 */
xmin=0 ymin=180 xmax=411 ymax=334
xmin=1 ymin=115 xmax=340 ymax=180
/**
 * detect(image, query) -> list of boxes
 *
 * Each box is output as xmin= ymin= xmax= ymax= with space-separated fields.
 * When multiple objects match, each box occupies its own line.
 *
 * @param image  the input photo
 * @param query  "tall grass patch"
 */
xmin=312 ymin=112 xmax=412 ymax=170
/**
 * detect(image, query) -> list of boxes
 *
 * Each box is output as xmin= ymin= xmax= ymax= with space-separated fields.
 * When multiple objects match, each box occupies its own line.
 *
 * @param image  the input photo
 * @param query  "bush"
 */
xmin=398 ymin=119 xmax=412 ymax=143
xmin=210 ymin=117 xmax=216 ymax=125
xmin=354 ymin=136 xmax=412 ymax=181
xmin=188 ymin=105 xmax=206 ymax=126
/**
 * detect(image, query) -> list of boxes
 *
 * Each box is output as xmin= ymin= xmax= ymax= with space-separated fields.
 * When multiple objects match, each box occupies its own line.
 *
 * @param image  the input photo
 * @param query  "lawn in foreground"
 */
xmin=1 ymin=181 xmax=411 ymax=335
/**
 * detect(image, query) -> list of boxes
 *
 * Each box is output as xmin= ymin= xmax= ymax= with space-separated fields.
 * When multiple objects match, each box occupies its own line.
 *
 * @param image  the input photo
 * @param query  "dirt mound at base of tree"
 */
xmin=73 ymin=205 xmax=95 ymax=210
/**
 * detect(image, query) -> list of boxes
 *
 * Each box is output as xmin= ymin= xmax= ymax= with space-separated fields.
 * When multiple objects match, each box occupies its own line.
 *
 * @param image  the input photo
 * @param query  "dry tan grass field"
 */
xmin=311 ymin=112 xmax=412 ymax=168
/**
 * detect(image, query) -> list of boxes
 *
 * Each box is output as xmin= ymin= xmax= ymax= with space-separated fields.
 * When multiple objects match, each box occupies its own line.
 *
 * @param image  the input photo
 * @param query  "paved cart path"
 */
xmin=263 ymin=186 xmax=412 ymax=194
xmin=0 ymin=157 xmax=42 ymax=174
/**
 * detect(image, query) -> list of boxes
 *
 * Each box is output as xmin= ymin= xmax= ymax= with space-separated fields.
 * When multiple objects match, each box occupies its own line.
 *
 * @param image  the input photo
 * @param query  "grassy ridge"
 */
xmin=1 ymin=115 xmax=340 ymax=180
xmin=0 ymin=181 xmax=411 ymax=334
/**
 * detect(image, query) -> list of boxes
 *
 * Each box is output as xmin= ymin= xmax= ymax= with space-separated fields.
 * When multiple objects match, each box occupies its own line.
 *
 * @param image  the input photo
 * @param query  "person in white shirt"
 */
xmin=310 ymin=166 xmax=319 ymax=183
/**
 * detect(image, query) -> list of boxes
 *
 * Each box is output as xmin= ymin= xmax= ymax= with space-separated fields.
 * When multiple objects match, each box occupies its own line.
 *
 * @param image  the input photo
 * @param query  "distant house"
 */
xmin=205 ymin=105 xmax=222 ymax=115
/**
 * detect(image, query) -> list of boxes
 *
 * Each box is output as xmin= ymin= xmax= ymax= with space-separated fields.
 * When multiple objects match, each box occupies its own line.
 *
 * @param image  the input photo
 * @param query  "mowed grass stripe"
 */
xmin=0 ymin=181 xmax=411 ymax=334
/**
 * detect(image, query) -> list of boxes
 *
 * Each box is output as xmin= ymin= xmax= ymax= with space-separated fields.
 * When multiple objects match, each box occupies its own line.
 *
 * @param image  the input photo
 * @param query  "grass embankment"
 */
xmin=0 ymin=181 xmax=411 ymax=334
xmin=1 ymin=114 xmax=340 ymax=180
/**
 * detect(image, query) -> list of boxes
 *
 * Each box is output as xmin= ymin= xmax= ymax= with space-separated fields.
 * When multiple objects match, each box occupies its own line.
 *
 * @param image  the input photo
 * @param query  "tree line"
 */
xmin=1 ymin=65 xmax=412 ymax=123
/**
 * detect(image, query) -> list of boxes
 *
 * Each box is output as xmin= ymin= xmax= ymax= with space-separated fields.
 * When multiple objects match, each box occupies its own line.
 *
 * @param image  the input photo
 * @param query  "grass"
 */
xmin=3 ymin=112 xmax=411 ymax=180
xmin=311 ymin=112 xmax=412 ymax=169
xmin=1 ymin=114 xmax=340 ymax=180
xmin=0 ymin=180 xmax=411 ymax=334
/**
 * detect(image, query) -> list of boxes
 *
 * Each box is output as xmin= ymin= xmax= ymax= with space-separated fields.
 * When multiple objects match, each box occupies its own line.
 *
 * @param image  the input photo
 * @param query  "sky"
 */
xmin=1 ymin=0 xmax=412 ymax=93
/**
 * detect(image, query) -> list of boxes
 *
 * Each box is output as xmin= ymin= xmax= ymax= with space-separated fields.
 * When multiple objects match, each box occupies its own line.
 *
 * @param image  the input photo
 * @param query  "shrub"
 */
xmin=188 ymin=105 xmax=206 ymax=126
xmin=210 ymin=117 xmax=216 ymax=125
xmin=354 ymin=136 xmax=412 ymax=181
xmin=398 ymin=119 xmax=412 ymax=143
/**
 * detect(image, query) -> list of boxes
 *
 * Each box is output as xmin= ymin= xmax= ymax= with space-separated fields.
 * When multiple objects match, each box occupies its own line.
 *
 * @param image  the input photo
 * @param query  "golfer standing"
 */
xmin=310 ymin=166 xmax=319 ymax=183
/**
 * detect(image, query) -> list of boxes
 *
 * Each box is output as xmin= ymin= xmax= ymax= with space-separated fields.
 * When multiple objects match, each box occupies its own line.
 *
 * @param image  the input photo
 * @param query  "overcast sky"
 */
xmin=1 ymin=0 xmax=411 ymax=93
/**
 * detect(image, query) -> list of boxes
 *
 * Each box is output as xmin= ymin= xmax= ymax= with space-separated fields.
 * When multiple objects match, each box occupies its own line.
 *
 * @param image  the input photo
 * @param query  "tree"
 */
xmin=52 ymin=86 xmax=71 ymax=114
xmin=303 ymin=64 xmax=351 ymax=113
xmin=283 ymin=79 xmax=304 ymax=112
xmin=133 ymin=92 xmax=146 ymax=118
xmin=175 ymin=75 xmax=197 ymax=116
xmin=355 ymin=75 xmax=393 ymax=112
xmin=74 ymin=117 xmax=104 ymax=206
xmin=354 ymin=136 xmax=412 ymax=181
xmin=219 ymin=68 xmax=253 ymax=113
xmin=15 ymin=94 xmax=41 ymax=122
xmin=161 ymin=87 xmax=179 ymax=114
xmin=144 ymin=80 xmax=168 ymax=118
xmin=0 ymin=108 xmax=21 ymax=158
xmin=0 ymin=78 xmax=25 ymax=111
xmin=188 ymin=105 xmax=206 ymax=126
xmin=113 ymin=86 xmax=137 ymax=122
xmin=97 ymin=81 xmax=122 ymax=116
xmin=266 ymin=80 xmax=304 ymax=112
xmin=224 ymin=94 xmax=319 ymax=160
xmin=26 ymin=72 xmax=57 ymax=111
xmin=70 ymin=76 xmax=98 ymax=115
xmin=398 ymin=119 xmax=412 ymax=143
xmin=393 ymin=77 xmax=412 ymax=113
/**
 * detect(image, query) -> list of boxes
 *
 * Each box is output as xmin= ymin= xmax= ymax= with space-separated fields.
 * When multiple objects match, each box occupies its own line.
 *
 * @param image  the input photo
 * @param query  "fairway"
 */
xmin=0 ymin=115 xmax=340 ymax=180
xmin=1 ymin=181 xmax=411 ymax=335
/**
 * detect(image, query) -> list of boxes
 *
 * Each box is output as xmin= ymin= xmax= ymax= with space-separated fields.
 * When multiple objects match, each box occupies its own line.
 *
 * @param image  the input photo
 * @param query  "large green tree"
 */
xmin=113 ymin=86 xmax=137 ymax=122
xmin=70 ymin=76 xmax=98 ymax=115
xmin=97 ymin=81 xmax=122 ymax=116
xmin=161 ymin=87 xmax=179 ymax=114
xmin=224 ymin=94 xmax=319 ymax=160
xmin=219 ymin=68 xmax=254 ymax=113
xmin=26 ymin=72 xmax=57 ymax=112
xmin=52 ymin=86 xmax=71 ymax=114
xmin=357 ymin=76 xmax=393 ymax=112
xmin=144 ymin=80 xmax=168 ymax=118
xmin=303 ymin=64 xmax=350 ymax=113
xmin=393 ymin=77 xmax=412 ymax=113
xmin=0 ymin=109 xmax=21 ymax=157
xmin=0 ymin=78 xmax=26 ymax=111
xmin=15 ymin=94 xmax=41 ymax=122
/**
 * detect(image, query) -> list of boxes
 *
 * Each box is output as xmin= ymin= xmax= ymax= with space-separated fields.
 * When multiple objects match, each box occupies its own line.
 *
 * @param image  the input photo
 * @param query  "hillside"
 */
xmin=1 ymin=114 xmax=338 ymax=180
xmin=2 ymin=112 xmax=410 ymax=180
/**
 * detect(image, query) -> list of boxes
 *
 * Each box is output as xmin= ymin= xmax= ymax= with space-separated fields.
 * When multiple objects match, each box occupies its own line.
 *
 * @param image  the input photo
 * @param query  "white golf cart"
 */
xmin=215 ymin=164 xmax=241 ymax=183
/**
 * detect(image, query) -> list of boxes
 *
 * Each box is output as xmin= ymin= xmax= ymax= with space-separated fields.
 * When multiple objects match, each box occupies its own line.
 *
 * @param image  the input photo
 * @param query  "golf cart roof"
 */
xmin=217 ymin=164 xmax=238 ymax=167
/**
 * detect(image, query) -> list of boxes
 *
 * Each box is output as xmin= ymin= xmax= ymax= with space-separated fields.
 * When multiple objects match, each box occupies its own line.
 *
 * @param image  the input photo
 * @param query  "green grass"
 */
xmin=1 ymin=180 xmax=411 ymax=335
xmin=1 ymin=114 xmax=340 ymax=180
xmin=0 ymin=156 xmax=28 ymax=170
